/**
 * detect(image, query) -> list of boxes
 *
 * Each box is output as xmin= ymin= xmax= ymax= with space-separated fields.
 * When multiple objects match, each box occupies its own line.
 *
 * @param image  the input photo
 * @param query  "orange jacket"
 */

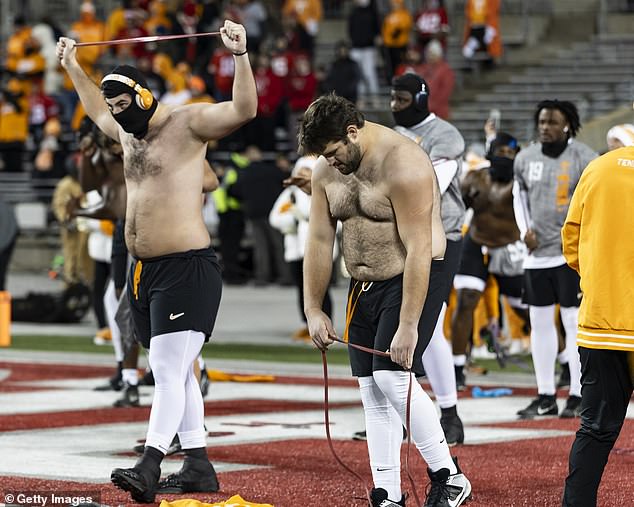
xmin=382 ymin=3 xmax=413 ymax=48
xmin=282 ymin=0 xmax=323 ymax=33
xmin=463 ymin=0 xmax=502 ymax=58
xmin=562 ymin=147 xmax=634 ymax=351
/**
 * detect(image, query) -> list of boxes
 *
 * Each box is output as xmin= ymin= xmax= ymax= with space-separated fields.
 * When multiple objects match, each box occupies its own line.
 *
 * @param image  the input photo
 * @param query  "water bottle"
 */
xmin=472 ymin=386 xmax=513 ymax=398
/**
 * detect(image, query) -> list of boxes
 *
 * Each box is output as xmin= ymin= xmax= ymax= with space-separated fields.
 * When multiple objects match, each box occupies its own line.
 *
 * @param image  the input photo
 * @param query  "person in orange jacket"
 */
xmin=381 ymin=0 xmax=413 ymax=81
xmin=462 ymin=0 xmax=502 ymax=64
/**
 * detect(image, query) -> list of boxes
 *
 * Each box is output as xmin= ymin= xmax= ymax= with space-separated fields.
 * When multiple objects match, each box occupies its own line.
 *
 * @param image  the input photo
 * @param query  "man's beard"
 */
xmin=338 ymin=143 xmax=362 ymax=174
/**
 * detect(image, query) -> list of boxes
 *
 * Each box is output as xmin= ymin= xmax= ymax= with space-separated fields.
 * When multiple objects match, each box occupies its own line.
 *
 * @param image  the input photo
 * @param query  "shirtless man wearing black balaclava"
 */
xmin=57 ymin=20 xmax=256 ymax=504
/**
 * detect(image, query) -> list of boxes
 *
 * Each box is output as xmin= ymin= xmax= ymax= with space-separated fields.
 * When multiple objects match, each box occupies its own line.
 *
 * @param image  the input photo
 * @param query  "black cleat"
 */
xmin=157 ymin=457 xmax=219 ymax=493
xmin=94 ymin=373 xmax=123 ymax=392
xmin=111 ymin=466 xmax=158 ymax=504
xmin=424 ymin=457 xmax=472 ymax=507
xmin=370 ymin=487 xmax=406 ymax=506
xmin=440 ymin=409 xmax=464 ymax=447
xmin=113 ymin=384 xmax=140 ymax=408
xmin=352 ymin=430 xmax=367 ymax=441
xmin=517 ymin=394 xmax=558 ymax=419
xmin=560 ymin=395 xmax=582 ymax=418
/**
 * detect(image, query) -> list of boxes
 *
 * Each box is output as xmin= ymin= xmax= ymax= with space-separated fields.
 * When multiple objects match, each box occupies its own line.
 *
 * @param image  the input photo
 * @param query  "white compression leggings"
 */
xmin=422 ymin=304 xmax=457 ymax=408
xmin=145 ymin=331 xmax=206 ymax=454
xmin=530 ymin=305 xmax=581 ymax=397
xmin=359 ymin=371 xmax=456 ymax=501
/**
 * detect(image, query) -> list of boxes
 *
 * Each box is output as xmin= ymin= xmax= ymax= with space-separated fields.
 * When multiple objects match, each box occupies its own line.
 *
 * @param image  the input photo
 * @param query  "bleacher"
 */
xmin=449 ymin=33 xmax=634 ymax=146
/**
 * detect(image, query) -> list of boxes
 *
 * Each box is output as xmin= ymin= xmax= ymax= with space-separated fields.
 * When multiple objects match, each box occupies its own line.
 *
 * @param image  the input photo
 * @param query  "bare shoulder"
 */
xmin=312 ymin=156 xmax=334 ymax=184
xmin=383 ymin=135 xmax=433 ymax=183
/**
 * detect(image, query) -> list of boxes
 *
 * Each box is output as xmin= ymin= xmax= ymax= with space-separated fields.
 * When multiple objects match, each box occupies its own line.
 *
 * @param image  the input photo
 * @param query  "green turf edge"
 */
xmin=4 ymin=335 xmax=535 ymax=372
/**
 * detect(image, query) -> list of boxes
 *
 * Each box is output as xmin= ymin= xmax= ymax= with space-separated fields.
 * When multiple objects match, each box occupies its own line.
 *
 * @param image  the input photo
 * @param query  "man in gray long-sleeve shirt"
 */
xmin=390 ymin=73 xmax=466 ymax=447
xmin=513 ymin=100 xmax=597 ymax=420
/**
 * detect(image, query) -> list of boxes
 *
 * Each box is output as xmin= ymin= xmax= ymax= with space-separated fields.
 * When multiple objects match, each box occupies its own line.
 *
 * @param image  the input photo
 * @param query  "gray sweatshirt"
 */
xmin=514 ymin=140 xmax=597 ymax=257
xmin=397 ymin=115 xmax=466 ymax=241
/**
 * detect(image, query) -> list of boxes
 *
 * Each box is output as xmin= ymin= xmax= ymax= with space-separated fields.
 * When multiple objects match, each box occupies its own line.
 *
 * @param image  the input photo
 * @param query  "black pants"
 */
xmin=218 ymin=210 xmax=246 ymax=282
xmin=562 ymin=347 xmax=634 ymax=507
xmin=93 ymin=260 xmax=110 ymax=328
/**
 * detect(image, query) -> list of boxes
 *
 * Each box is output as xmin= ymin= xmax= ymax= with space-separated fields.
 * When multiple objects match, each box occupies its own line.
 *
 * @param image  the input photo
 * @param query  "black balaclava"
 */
xmin=391 ymin=73 xmax=430 ymax=128
xmin=101 ymin=65 xmax=157 ymax=139
xmin=487 ymin=132 xmax=519 ymax=183
xmin=541 ymin=138 xmax=569 ymax=158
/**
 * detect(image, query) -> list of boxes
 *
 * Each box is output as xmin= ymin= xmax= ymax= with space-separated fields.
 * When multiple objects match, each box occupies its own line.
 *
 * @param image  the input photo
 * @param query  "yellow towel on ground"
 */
xmin=159 ymin=495 xmax=274 ymax=507
xmin=207 ymin=369 xmax=275 ymax=383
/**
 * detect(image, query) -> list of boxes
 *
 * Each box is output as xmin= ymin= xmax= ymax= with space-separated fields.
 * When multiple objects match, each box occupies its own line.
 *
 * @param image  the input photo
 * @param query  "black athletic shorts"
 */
xmin=456 ymin=233 xmax=523 ymax=298
xmin=128 ymin=247 xmax=222 ymax=349
xmin=457 ymin=233 xmax=488 ymax=280
xmin=441 ymin=238 xmax=463 ymax=303
xmin=523 ymin=263 xmax=581 ymax=308
xmin=346 ymin=260 xmax=445 ymax=378
xmin=495 ymin=275 xmax=523 ymax=299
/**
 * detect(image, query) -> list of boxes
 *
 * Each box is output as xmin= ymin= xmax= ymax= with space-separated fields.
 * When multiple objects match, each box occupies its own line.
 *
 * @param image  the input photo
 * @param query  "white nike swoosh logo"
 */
xmin=169 ymin=312 xmax=185 ymax=320
xmin=537 ymin=406 xmax=553 ymax=415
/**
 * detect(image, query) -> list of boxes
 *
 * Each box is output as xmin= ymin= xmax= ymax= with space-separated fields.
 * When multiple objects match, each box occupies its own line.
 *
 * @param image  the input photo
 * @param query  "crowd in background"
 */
xmin=0 ymin=0 xmax=631 ymax=358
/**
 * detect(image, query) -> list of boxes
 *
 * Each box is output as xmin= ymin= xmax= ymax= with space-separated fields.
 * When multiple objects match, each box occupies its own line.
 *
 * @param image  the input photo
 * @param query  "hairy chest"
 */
xmin=325 ymin=178 xmax=394 ymax=223
xmin=121 ymin=117 xmax=182 ymax=182
xmin=122 ymin=138 xmax=163 ymax=182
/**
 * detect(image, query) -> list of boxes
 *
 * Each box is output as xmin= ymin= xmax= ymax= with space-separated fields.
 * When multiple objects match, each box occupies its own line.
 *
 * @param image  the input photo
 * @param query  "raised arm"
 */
xmin=56 ymin=38 xmax=119 ymax=141
xmin=189 ymin=21 xmax=257 ymax=141
xmin=387 ymin=145 xmax=435 ymax=369
xmin=303 ymin=159 xmax=338 ymax=349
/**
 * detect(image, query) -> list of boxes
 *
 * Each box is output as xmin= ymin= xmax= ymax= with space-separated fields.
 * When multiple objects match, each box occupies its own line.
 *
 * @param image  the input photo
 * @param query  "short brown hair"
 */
xmin=298 ymin=93 xmax=365 ymax=155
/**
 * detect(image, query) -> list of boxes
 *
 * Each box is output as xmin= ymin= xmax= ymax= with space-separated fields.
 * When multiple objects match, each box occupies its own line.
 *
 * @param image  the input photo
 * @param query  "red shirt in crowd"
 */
xmin=209 ymin=48 xmax=235 ymax=98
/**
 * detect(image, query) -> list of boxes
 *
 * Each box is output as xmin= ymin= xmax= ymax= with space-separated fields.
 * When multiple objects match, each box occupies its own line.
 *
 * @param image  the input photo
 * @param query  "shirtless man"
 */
xmin=452 ymin=132 xmax=529 ymax=389
xmin=75 ymin=123 xmax=219 ymax=409
xmin=57 ymin=20 xmax=256 ymax=504
xmin=299 ymin=94 xmax=471 ymax=507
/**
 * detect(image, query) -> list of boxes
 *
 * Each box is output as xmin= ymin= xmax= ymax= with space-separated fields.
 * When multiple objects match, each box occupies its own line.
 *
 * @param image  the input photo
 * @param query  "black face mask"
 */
xmin=113 ymin=100 xmax=157 ymax=139
xmin=541 ymin=138 xmax=568 ymax=158
xmin=488 ymin=156 xmax=514 ymax=182
xmin=392 ymin=106 xmax=428 ymax=128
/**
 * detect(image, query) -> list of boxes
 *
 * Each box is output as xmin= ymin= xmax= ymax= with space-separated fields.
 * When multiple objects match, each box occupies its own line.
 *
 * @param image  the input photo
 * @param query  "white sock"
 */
xmin=560 ymin=306 xmax=582 ymax=397
xmin=359 ymin=376 xmax=402 ymax=501
xmin=145 ymin=330 xmax=204 ymax=453
xmin=529 ymin=305 xmax=558 ymax=395
xmin=423 ymin=304 xmax=458 ymax=408
xmin=373 ymin=370 xmax=456 ymax=474
xmin=453 ymin=354 xmax=467 ymax=367
xmin=122 ymin=368 xmax=138 ymax=386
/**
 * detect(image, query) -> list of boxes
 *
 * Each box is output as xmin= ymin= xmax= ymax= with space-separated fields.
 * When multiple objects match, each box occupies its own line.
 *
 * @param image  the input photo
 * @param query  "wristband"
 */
xmin=233 ymin=49 xmax=247 ymax=56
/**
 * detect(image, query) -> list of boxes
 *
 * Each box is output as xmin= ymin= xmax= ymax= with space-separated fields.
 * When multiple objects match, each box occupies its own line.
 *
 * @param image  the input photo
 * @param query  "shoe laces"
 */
xmin=425 ymin=479 xmax=450 ymax=506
